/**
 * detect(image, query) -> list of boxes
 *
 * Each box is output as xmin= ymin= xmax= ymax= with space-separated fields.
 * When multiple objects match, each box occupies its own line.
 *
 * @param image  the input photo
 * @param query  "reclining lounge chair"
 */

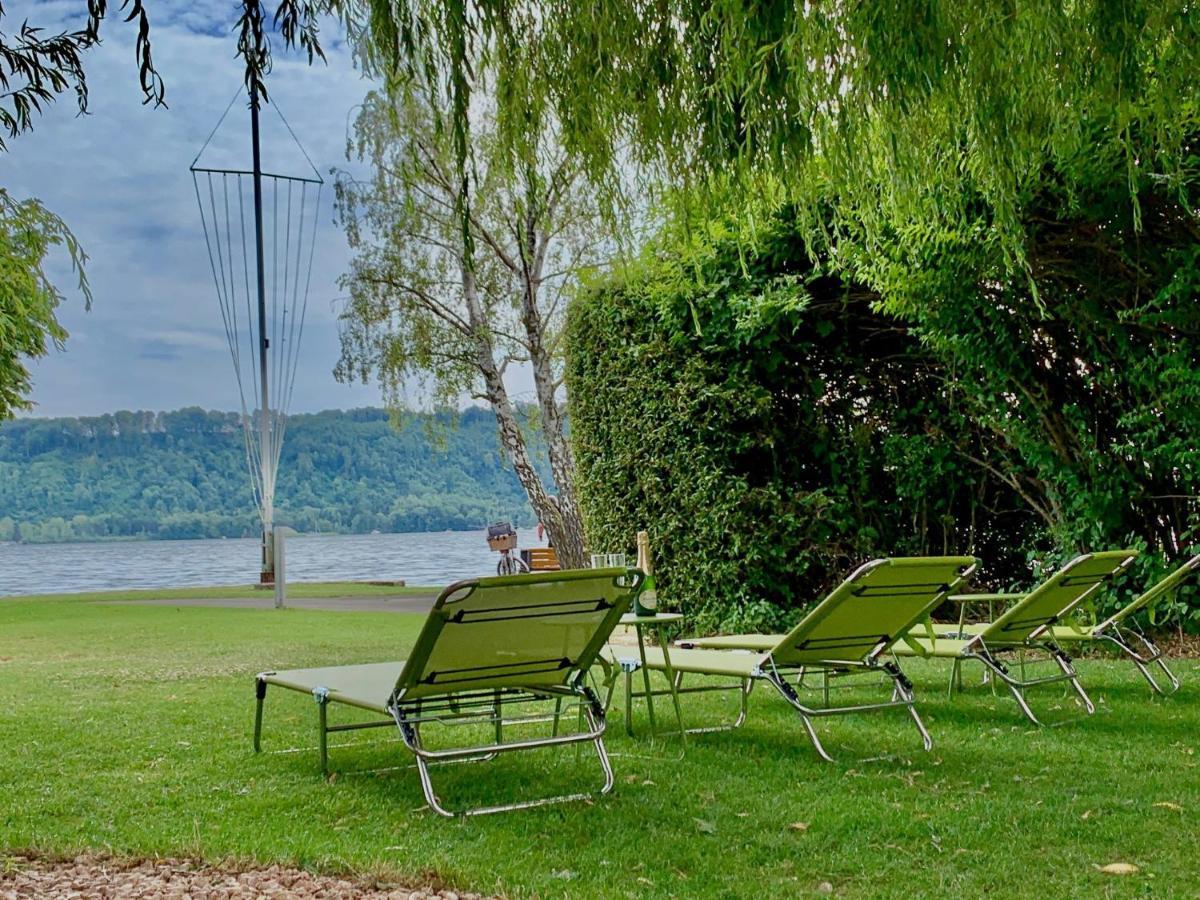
xmin=253 ymin=567 xmax=643 ymax=817
xmin=606 ymin=557 xmax=977 ymax=761
xmin=954 ymin=554 xmax=1198 ymax=696
xmin=891 ymin=550 xmax=1138 ymax=724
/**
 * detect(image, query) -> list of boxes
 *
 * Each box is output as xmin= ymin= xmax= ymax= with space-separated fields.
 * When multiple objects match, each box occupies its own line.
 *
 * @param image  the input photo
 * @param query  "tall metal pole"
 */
xmin=250 ymin=89 xmax=274 ymax=584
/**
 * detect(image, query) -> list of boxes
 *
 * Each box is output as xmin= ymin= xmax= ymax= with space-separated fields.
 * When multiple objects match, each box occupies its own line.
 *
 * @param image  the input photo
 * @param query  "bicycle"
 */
xmin=487 ymin=522 xmax=530 ymax=576
xmin=496 ymin=546 xmax=530 ymax=576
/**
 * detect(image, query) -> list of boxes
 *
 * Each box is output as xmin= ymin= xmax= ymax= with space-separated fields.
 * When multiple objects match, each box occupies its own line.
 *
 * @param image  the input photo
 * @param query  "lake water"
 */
xmin=0 ymin=530 xmax=549 ymax=596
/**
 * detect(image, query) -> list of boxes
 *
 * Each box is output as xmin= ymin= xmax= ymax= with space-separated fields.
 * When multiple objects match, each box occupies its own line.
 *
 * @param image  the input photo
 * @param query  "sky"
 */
xmin=3 ymin=1 xmax=399 ymax=417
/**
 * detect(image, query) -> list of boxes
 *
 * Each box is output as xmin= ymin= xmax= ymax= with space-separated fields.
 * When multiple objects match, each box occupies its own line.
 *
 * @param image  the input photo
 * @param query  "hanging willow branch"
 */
xmin=345 ymin=0 xmax=1200 ymax=281
xmin=0 ymin=0 xmax=331 ymax=148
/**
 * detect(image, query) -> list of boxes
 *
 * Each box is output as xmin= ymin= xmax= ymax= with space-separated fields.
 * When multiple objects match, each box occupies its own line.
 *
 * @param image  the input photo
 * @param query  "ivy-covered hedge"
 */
xmin=566 ymin=221 xmax=1031 ymax=632
xmin=567 ymin=200 xmax=1200 ymax=633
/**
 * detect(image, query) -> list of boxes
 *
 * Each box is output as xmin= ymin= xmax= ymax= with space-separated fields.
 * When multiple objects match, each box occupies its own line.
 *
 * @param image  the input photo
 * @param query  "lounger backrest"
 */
xmin=1095 ymin=554 xmax=1200 ymax=633
xmin=390 ymin=567 xmax=642 ymax=702
xmin=977 ymin=550 xmax=1137 ymax=645
xmin=767 ymin=557 xmax=978 ymax=667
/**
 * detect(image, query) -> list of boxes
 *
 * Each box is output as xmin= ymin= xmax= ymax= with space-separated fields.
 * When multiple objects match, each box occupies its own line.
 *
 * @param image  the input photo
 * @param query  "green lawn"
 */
xmin=2 ymin=593 xmax=1197 ymax=898
xmin=10 ymin=580 xmax=438 ymax=603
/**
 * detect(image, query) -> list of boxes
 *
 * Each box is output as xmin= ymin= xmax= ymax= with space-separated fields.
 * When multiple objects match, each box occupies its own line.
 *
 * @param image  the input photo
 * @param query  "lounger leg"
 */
xmin=1104 ymin=629 xmax=1182 ymax=696
xmin=313 ymin=687 xmax=330 ymax=776
xmin=602 ymin=670 xmax=619 ymax=715
xmin=405 ymin=723 xmax=454 ymax=818
xmin=948 ymin=658 xmax=962 ymax=698
xmin=884 ymin=663 xmax=932 ymax=752
xmin=973 ymin=652 xmax=1042 ymax=725
xmin=1050 ymin=646 xmax=1094 ymax=715
xmin=392 ymin=690 xmax=615 ymax=818
xmin=764 ymin=671 xmax=834 ymax=762
xmin=588 ymin=700 xmax=616 ymax=797
xmin=253 ymin=677 xmax=267 ymax=753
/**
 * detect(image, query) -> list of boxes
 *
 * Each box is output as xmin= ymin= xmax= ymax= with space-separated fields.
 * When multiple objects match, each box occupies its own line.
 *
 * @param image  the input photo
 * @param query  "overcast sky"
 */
xmin=4 ymin=1 xmax=397 ymax=417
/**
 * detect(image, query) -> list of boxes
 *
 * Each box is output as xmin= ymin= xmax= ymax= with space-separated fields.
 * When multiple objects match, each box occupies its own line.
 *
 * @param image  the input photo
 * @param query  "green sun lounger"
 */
xmin=953 ymin=554 xmax=1198 ymax=696
xmin=253 ymin=567 xmax=643 ymax=817
xmin=606 ymin=557 xmax=977 ymax=761
xmin=890 ymin=550 xmax=1138 ymax=724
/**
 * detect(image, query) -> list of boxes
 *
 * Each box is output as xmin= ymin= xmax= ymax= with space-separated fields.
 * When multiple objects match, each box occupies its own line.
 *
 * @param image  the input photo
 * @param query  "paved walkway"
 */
xmin=101 ymin=593 xmax=440 ymax=613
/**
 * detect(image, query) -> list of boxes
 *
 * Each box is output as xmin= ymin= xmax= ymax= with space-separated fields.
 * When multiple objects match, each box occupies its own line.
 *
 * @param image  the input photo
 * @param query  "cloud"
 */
xmin=4 ymin=0 xmax=384 ymax=417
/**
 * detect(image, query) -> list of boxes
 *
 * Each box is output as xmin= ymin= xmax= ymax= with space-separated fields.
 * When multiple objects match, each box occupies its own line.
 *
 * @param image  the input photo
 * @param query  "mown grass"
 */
xmin=8 ymin=581 xmax=438 ymax=603
xmin=2 ymin=593 xmax=1197 ymax=898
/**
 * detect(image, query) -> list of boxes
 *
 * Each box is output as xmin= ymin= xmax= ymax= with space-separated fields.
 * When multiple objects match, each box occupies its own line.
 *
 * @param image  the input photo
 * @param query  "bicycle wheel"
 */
xmin=496 ymin=553 xmax=529 ymax=576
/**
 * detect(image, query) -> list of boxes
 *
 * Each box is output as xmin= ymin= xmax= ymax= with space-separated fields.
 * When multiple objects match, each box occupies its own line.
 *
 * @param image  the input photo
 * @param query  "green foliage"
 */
xmin=567 ymin=213 xmax=1029 ymax=633
xmin=354 ymin=1 xmax=1200 ymax=275
xmin=0 ymin=189 xmax=89 ymax=420
xmin=567 ymin=195 xmax=1200 ymax=633
xmin=0 ymin=406 xmax=547 ymax=543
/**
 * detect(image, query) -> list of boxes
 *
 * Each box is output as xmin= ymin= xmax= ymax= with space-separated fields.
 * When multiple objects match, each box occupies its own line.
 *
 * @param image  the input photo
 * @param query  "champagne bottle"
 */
xmin=635 ymin=530 xmax=658 ymax=616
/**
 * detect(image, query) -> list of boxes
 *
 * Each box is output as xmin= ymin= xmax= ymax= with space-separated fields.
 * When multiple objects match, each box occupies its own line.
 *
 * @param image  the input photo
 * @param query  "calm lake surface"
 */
xmin=0 ymin=530 xmax=549 ymax=596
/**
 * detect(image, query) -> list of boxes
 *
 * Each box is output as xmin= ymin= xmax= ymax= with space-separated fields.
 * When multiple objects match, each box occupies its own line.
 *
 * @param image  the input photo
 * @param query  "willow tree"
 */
xmin=343 ymin=0 xmax=1200 ymax=280
xmin=334 ymin=82 xmax=611 ymax=567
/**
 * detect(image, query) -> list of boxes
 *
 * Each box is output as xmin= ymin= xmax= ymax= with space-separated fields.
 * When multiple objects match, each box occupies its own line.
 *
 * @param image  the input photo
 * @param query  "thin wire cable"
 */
xmin=270 ymin=99 xmax=324 ymax=182
xmin=191 ymin=93 xmax=323 ymax=539
xmin=279 ymin=181 xmax=308 ymax=427
xmin=283 ymin=183 xmax=320 ymax=418
xmin=233 ymin=176 xmax=265 ymax=513
xmin=189 ymin=86 xmax=243 ymax=169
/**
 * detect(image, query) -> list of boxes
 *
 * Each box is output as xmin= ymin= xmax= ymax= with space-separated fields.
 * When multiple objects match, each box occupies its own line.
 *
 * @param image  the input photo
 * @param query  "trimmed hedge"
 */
xmin=566 ymin=221 xmax=1030 ymax=632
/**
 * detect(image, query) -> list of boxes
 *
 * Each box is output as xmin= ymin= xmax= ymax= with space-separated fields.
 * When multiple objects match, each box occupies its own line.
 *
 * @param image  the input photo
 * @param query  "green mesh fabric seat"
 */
xmin=891 ymin=550 xmax=1139 ymax=723
xmin=254 ymin=568 xmax=642 ymax=817
xmin=605 ymin=557 xmax=977 ymax=761
xmin=952 ymin=554 xmax=1197 ymax=695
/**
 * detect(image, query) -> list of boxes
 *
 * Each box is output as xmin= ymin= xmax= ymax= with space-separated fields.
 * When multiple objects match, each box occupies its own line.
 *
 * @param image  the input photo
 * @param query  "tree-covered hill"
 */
xmin=0 ymin=407 xmax=542 ymax=543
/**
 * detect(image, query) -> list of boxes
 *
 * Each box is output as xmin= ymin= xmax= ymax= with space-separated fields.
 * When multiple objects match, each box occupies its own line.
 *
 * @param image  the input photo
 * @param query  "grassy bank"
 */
xmin=3 ymin=581 xmax=439 ymax=603
xmin=2 ymin=592 xmax=1197 ymax=897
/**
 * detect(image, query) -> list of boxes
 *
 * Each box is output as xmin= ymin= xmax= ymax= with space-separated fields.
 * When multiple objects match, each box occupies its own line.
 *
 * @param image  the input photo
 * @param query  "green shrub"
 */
xmin=567 ymin=194 xmax=1200 ymax=632
xmin=567 ymin=216 xmax=1030 ymax=632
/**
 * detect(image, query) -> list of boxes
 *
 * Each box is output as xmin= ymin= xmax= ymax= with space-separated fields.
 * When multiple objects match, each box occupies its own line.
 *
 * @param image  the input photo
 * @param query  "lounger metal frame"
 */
xmin=903 ymin=550 xmax=1139 ymax=725
xmin=944 ymin=639 xmax=1094 ymax=725
xmin=253 ymin=567 xmax=642 ymax=817
xmin=1066 ymin=554 xmax=1198 ymax=695
xmin=606 ymin=557 xmax=977 ymax=760
xmin=761 ymin=658 xmax=931 ymax=761
xmin=1092 ymin=624 xmax=1180 ymax=695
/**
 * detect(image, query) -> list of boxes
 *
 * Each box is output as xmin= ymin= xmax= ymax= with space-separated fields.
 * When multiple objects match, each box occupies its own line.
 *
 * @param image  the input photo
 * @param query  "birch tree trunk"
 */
xmin=515 ymin=199 xmax=587 ymax=568
xmin=335 ymin=86 xmax=616 ymax=572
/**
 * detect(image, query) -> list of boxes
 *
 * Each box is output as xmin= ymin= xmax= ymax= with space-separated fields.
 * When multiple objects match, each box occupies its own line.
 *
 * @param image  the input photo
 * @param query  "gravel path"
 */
xmin=0 ymin=856 xmax=488 ymax=899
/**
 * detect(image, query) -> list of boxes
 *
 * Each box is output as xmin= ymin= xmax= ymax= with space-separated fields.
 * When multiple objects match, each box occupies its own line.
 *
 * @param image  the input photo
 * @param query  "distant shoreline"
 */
xmin=0 ymin=524 xmax=540 ymax=548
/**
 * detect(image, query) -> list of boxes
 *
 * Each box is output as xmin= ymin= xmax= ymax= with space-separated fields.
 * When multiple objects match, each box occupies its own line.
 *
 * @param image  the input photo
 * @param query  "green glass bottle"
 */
xmin=634 ymin=530 xmax=658 ymax=616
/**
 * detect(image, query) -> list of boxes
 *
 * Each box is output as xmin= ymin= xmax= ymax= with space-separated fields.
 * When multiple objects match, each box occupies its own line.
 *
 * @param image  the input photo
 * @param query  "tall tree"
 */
xmin=347 ymin=0 xmax=1200 ymax=282
xmin=334 ymin=82 xmax=611 ymax=567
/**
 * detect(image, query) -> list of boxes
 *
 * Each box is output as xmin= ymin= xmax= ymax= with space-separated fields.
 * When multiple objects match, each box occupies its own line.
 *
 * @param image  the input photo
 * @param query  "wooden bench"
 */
xmin=521 ymin=547 xmax=561 ymax=571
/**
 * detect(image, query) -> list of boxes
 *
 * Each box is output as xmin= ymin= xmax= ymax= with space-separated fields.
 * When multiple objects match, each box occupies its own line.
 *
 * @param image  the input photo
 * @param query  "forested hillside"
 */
xmin=0 ymin=407 xmax=542 ymax=542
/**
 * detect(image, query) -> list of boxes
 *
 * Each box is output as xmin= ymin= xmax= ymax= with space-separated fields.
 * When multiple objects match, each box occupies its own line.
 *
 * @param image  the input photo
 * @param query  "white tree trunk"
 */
xmin=517 ymin=213 xmax=586 ymax=568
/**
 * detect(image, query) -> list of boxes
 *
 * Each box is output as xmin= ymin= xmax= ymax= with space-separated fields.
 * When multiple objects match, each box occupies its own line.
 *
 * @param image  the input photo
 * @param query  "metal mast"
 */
xmin=191 ymin=53 xmax=323 ymax=588
xmin=249 ymin=89 xmax=274 ymax=583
